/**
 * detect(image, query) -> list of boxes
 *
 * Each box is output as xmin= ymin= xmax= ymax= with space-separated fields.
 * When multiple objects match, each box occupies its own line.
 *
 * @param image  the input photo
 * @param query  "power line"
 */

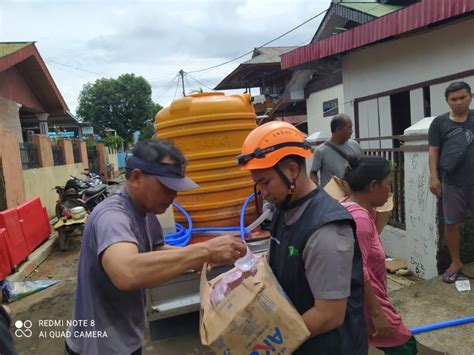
xmin=187 ymin=8 xmax=328 ymax=74
xmin=172 ymin=76 xmax=181 ymax=100
xmin=44 ymin=58 xmax=109 ymax=77
xmin=155 ymin=74 xmax=179 ymax=102
xmin=185 ymin=72 xmax=214 ymax=91
xmin=184 ymin=75 xmax=192 ymax=96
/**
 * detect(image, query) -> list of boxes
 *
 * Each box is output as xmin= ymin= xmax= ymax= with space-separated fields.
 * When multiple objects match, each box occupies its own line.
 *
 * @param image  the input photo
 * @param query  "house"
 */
xmin=279 ymin=0 xmax=414 ymax=138
xmin=281 ymin=0 xmax=473 ymax=142
xmin=280 ymin=0 xmax=474 ymax=278
xmin=0 ymin=42 xmax=114 ymax=215
xmin=0 ymin=42 xmax=80 ymax=141
xmin=215 ymin=46 xmax=298 ymax=117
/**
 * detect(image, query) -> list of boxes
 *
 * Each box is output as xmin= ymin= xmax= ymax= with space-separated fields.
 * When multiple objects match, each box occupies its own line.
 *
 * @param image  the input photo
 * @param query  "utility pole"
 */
xmin=179 ymin=70 xmax=185 ymax=97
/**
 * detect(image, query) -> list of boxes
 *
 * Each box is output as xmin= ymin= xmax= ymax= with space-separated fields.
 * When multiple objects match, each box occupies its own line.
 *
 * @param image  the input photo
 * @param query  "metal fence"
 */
xmin=357 ymin=135 xmax=406 ymax=230
xmin=19 ymin=142 xmax=40 ymax=169
xmin=73 ymin=143 xmax=82 ymax=163
xmin=52 ymin=144 xmax=64 ymax=166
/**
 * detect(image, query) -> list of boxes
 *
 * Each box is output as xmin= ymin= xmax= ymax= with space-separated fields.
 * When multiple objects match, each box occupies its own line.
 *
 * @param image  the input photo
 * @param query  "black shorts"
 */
xmin=442 ymin=183 xmax=474 ymax=224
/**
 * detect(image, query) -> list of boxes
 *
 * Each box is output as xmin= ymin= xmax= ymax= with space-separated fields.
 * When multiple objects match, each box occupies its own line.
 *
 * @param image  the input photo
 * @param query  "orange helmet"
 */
xmin=237 ymin=121 xmax=313 ymax=170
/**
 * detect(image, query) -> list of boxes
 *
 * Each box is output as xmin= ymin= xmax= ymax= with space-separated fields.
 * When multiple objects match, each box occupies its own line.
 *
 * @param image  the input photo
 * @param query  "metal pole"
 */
xmin=179 ymin=70 xmax=185 ymax=97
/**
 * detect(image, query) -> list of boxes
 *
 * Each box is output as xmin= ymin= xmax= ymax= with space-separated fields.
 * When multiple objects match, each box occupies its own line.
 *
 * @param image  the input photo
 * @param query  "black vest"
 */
xmin=269 ymin=188 xmax=367 ymax=355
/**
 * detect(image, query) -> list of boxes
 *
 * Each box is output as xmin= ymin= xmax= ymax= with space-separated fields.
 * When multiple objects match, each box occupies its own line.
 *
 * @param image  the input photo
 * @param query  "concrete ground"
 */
xmin=388 ymin=263 xmax=474 ymax=355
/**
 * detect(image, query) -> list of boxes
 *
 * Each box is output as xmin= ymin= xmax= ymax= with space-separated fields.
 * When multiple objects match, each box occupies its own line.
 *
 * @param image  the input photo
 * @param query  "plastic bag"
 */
xmin=1 ymin=279 xmax=61 ymax=302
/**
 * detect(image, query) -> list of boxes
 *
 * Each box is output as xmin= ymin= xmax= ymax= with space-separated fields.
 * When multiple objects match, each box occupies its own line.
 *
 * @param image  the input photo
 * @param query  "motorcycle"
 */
xmin=54 ymin=175 xmax=108 ymax=218
xmin=53 ymin=175 xmax=108 ymax=251
xmin=82 ymin=169 xmax=103 ymax=187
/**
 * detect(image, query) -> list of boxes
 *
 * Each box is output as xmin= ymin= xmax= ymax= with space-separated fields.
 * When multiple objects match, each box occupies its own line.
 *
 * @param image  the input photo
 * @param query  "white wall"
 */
xmin=343 ymin=18 xmax=474 ymax=120
xmin=378 ymin=96 xmax=392 ymax=148
xmin=358 ymin=99 xmax=380 ymax=149
xmin=430 ymin=83 xmax=448 ymax=117
xmin=381 ymin=117 xmax=439 ymax=279
xmin=403 ymin=117 xmax=439 ymax=279
xmin=306 ymin=83 xmax=344 ymax=138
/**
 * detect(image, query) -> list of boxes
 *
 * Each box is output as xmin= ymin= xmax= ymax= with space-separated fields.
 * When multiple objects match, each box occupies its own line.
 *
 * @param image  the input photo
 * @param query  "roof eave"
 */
xmin=282 ymin=0 xmax=474 ymax=70
xmin=0 ymin=42 xmax=69 ymax=114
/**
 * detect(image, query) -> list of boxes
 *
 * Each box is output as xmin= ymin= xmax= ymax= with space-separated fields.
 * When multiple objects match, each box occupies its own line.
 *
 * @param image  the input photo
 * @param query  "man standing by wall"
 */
xmin=310 ymin=114 xmax=363 ymax=187
xmin=428 ymin=81 xmax=473 ymax=283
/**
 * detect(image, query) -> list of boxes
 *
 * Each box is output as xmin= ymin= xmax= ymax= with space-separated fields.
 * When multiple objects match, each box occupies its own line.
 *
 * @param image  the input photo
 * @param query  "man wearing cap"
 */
xmin=237 ymin=121 xmax=367 ymax=354
xmin=66 ymin=139 xmax=246 ymax=355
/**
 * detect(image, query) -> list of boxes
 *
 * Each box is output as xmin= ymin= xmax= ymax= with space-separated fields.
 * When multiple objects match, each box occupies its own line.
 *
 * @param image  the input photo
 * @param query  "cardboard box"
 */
xmin=200 ymin=258 xmax=310 ymax=354
xmin=324 ymin=176 xmax=393 ymax=234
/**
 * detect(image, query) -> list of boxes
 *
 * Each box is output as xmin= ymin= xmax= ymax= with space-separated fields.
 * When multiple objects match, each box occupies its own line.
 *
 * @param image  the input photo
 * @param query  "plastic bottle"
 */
xmin=234 ymin=245 xmax=258 ymax=274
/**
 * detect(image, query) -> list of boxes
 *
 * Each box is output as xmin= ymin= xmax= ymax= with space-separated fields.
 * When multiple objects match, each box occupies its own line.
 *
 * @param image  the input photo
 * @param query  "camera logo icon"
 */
xmin=15 ymin=320 xmax=33 ymax=338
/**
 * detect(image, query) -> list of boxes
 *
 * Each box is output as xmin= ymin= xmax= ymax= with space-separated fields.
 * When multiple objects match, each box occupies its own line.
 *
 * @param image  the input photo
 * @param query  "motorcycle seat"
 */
xmin=83 ymin=184 xmax=107 ymax=197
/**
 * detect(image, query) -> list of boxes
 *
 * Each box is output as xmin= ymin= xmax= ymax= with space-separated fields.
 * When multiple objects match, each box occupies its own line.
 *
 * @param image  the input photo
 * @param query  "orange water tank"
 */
xmin=155 ymin=92 xmax=257 ymax=228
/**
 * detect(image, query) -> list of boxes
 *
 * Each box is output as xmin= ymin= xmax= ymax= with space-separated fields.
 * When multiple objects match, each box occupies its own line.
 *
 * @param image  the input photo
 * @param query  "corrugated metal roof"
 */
xmin=214 ymin=47 xmax=298 ymax=90
xmin=246 ymin=46 xmax=299 ymax=64
xmin=0 ymin=42 xmax=33 ymax=58
xmin=282 ymin=0 xmax=474 ymax=70
xmin=339 ymin=3 xmax=405 ymax=17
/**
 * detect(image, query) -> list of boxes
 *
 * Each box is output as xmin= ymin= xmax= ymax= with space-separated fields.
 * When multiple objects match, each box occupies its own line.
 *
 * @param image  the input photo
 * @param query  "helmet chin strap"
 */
xmin=274 ymin=163 xmax=300 ymax=210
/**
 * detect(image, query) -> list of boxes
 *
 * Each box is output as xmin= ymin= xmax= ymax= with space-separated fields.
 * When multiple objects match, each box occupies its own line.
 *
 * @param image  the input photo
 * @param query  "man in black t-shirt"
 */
xmin=428 ymin=81 xmax=473 ymax=283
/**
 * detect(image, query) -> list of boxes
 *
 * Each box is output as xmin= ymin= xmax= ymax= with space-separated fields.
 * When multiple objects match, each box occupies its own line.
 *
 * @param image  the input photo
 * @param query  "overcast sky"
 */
xmin=1 ymin=0 xmax=330 ymax=114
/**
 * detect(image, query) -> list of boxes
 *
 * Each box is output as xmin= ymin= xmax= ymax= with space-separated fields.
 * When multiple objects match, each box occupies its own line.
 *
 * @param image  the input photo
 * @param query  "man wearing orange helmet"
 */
xmin=238 ymin=121 xmax=367 ymax=354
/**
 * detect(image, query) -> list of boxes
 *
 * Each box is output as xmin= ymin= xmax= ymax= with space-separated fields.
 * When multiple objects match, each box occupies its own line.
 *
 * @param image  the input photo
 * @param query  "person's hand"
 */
xmin=372 ymin=312 xmax=390 ymax=338
xmin=204 ymin=235 xmax=247 ymax=265
xmin=429 ymin=176 xmax=442 ymax=197
xmin=196 ymin=263 xmax=213 ymax=275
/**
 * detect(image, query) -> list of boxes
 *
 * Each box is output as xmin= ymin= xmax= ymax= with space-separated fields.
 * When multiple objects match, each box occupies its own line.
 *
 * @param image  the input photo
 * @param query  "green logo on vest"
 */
xmin=288 ymin=245 xmax=299 ymax=257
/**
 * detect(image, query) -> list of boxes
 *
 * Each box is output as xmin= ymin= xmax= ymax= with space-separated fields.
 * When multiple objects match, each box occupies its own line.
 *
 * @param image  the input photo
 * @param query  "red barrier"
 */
xmin=0 ymin=228 xmax=12 ymax=280
xmin=0 ymin=209 xmax=29 ymax=268
xmin=16 ymin=197 xmax=51 ymax=253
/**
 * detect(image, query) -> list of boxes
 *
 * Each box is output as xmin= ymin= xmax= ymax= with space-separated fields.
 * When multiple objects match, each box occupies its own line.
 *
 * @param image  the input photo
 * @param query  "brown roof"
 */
xmin=0 ymin=42 xmax=69 ymax=116
xmin=215 ymin=47 xmax=298 ymax=90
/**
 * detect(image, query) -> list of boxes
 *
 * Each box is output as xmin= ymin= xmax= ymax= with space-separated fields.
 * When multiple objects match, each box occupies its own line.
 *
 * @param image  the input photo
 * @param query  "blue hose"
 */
xmin=164 ymin=197 xmax=254 ymax=247
xmin=240 ymin=192 xmax=256 ymax=241
xmin=410 ymin=316 xmax=474 ymax=335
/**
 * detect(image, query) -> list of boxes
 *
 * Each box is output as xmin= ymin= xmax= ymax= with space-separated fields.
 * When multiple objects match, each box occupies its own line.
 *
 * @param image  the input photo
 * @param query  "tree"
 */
xmin=77 ymin=73 xmax=158 ymax=142
xmin=104 ymin=135 xmax=124 ymax=150
xmin=139 ymin=102 xmax=163 ymax=141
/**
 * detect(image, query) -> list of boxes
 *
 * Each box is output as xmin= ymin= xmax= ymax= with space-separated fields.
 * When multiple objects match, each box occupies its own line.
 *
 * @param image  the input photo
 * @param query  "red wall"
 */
xmin=0 ymin=66 xmax=45 ymax=112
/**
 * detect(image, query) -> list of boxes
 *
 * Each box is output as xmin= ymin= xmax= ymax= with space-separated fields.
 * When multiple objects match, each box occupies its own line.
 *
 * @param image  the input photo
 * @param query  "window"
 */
xmin=323 ymin=99 xmax=338 ymax=117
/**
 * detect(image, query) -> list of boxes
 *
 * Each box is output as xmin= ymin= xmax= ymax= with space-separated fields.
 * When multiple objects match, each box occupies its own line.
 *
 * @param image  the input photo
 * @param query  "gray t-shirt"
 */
xmin=311 ymin=140 xmax=363 ymax=187
xmin=283 ymin=199 xmax=354 ymax=299
xmin=66 ymin=188 xmax=164 ymax=355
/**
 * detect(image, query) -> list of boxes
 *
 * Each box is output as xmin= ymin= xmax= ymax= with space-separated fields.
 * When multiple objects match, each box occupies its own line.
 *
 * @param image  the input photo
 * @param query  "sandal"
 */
xmin=442 ymin=268 xmax=462 ymax=283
